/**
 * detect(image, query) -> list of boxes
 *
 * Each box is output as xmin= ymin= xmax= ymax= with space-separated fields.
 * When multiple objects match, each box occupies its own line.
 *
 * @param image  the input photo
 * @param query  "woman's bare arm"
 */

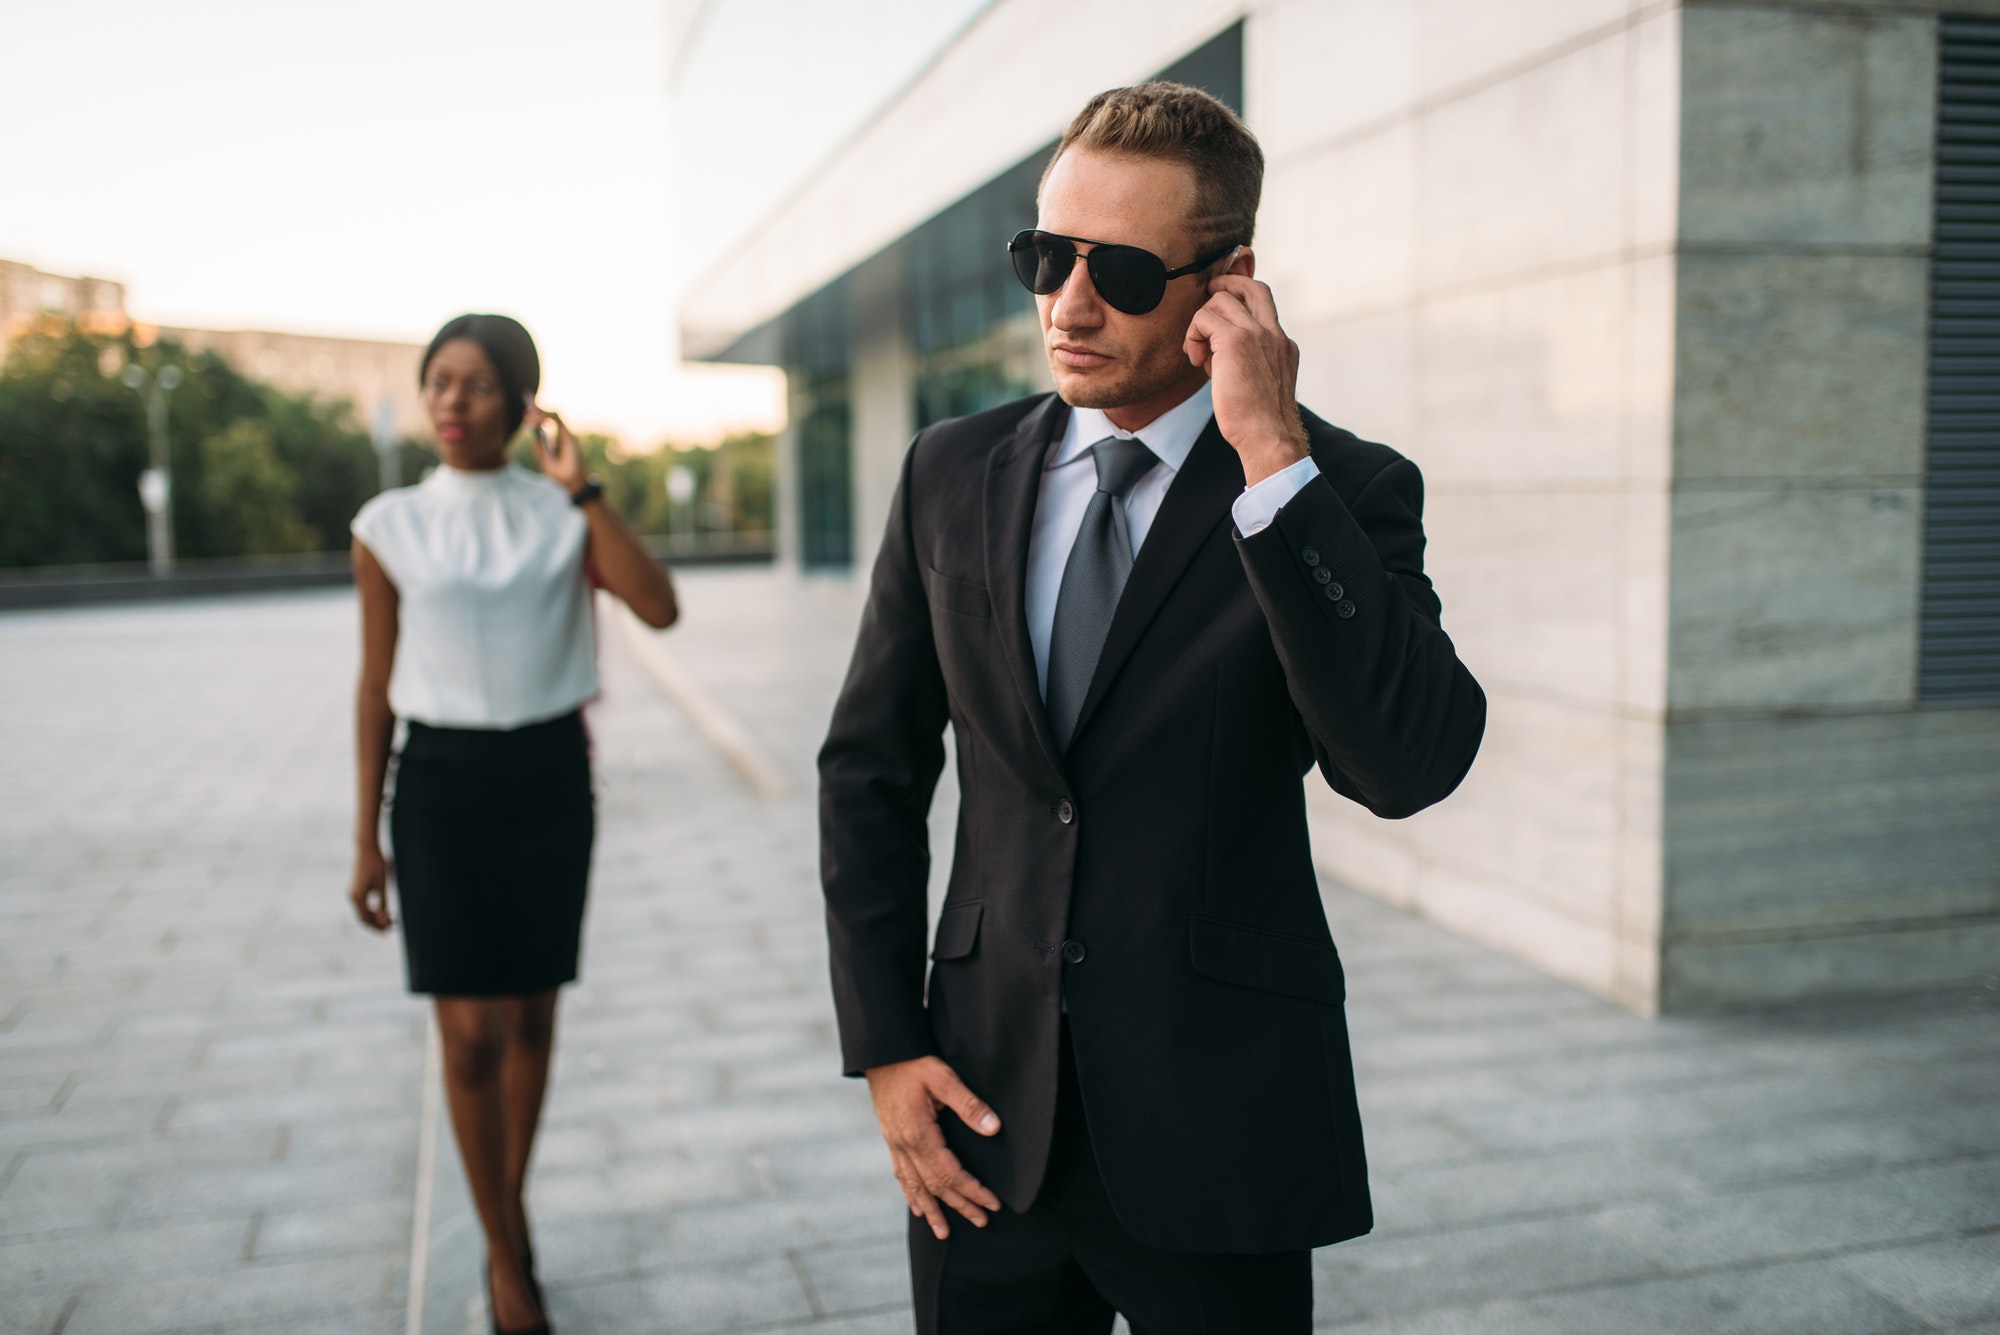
xmin=349 ymin=539 xmax=399 ymax=931
xmin=528 ymin=407 xmax=679 ymax=629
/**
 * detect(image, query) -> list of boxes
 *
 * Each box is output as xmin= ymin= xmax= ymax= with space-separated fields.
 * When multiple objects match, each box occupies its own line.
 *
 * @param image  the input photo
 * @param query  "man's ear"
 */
xmin=1226 ymin=246 xmax=1255 ymax=279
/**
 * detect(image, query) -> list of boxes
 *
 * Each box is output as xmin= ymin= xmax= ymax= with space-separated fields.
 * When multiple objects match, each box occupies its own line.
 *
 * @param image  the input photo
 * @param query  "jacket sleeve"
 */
xmin=1234 ymin=456 xmax=1486 ymax=819
xmin=816 ymin=440 xmax=951 ymax=1076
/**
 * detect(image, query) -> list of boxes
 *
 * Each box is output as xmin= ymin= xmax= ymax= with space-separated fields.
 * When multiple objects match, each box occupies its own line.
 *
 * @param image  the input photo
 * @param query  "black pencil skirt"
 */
xmin=389 ymin=710 xmax=594 ymax=996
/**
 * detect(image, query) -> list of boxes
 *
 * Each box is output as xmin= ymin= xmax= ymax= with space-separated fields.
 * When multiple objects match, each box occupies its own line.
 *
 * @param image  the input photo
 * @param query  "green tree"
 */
xmin=0 ymin=323 xmax=150 ymax=567
xmin=195 ymin=419 xmax=316 ymax=556
xmin=0 ymin=319 xmax=387 ymax=567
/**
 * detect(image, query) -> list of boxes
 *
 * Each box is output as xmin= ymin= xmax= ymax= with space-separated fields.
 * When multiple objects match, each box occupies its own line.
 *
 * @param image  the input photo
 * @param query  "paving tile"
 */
xmin=1352 ymin=1112 xmax=1487 ymax=1175
xmin=8 ymin=574 xmax=2000 ymax=1334
xmin=1530 ymin=1258 xmax=1931 ymax=1335
xmin=1590 ymin=1156 xmax=2000 ymax=1271
xmin=1312 ymin=1215 xmax=1662 ymax=1319
xmin=632 ymin=1253 xmax=817 ymax=1330
xmin=0 ymin=1216 xmax=250 ymax=1291
xmin=796 ymin=1237 xmax=912 ymax=1316
xmin=531 ymin=1208 xmax=639 ymax=1285
xmin=1311 ymin=1295 xmax=1570 ymax=1334
xmin=1378 ymin=1144 xmax=1709 ymax=1231
xmin=1435 ymin=1085 xmax=1720 ymax=1154
xmin=58 ymin=1250 xmax=400 ymax=1335
xmin=0 ymin=1285 xmax=78 ymax=1335
xmin=1837 ymin=1237 xmax=2000 ymax=1328
xmin=1641 ymin=1115 xmax=1969 ymax=1190
xmin=253 ymin=1197 xmax=411 ymax=1261
xmin=779 ymin=1311 xmax=913 ymax=1334
xmin=628 ymin=1197 xmax=822 ymax=1270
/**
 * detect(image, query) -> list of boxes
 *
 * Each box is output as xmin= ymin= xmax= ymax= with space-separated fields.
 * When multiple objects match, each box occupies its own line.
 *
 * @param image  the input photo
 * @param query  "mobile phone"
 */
xmin=530 ymin=396 xmax=557 ymax=457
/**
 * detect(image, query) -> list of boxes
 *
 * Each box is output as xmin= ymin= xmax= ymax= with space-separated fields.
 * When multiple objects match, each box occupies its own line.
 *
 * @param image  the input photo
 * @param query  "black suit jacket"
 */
xmin=818 ymin=393 xmax=1485 ymax=1254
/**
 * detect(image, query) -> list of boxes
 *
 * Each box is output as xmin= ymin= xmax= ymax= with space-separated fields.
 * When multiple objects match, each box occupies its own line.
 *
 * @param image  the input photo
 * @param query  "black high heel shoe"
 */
xmin=486 ymin=1257 xmax=552 ymax=1335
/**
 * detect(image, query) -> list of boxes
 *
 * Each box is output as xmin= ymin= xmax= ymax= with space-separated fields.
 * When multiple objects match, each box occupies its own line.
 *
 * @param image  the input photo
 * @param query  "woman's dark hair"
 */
xmin=420 ymin=314 xmax=540 ymax=437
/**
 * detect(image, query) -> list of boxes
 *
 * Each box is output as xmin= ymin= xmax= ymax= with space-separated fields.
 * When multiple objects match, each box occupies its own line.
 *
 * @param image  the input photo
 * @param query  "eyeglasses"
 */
xmin=1007 ymin=229 xmax=1238 ymax=316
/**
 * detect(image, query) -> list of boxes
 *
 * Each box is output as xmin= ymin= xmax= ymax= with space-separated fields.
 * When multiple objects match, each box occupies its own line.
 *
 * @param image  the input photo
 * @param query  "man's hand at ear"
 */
xmin=1185 ymin=266 xmax=1311 ymax=486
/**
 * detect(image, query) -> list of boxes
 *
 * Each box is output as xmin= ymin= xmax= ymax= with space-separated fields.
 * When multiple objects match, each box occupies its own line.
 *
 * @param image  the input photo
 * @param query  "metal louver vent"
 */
xmin=1923 ymin=16 xmax=2000 ymax=703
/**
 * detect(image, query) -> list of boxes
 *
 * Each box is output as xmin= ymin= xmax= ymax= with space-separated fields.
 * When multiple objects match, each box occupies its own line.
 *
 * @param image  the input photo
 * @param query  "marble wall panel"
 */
xmin=848 ymin=326 xmax=914 ymax=577
xmin=1415 ymin=27 xmax=1636 ymax=291
xmin=1661 ymin=918 xmax=2000 ymax=1009
xmin=1631 ymin=8 xmax=1684 ymax=266
xmin=1697 ymin=0 xmax=2000 ymax=16
xmin=1412 ymin=258 xmax=1674 ymax=487
xmin=1260 ymin=122 xmax=1416 ymax=326
xmin=773 ymin=392 xmax=802 ymax=569
xmin=1422 ymin=489 xmax=1628 ymax=710
xmin=1674 ymin=253 xmax=1928 ymax=482
xmin=1663 ymin=708 xmax=2000 ymax=936
xmin=1667 ymin=483 xmax=1921 ymax=711
xmin=1680 ymin=8 xmax=1936 ymax=247
xmin=1250 ymin=0 xmax=1640 ymax=164
xmin=1617 ymin=482 xmax=1671 ymax=717
xmin=1249 ymin=0 xmax=1418 ymax=162
xmin=1412 ymin=856 xmax=1633 ymax=1004
xmin=1292 ymin=308 xmax=1418 ymax=452
xmin=1309 ymin=689 xmax=1664 ymax=954
xmin=1416 ymin=0 xmax=1636 ymax=104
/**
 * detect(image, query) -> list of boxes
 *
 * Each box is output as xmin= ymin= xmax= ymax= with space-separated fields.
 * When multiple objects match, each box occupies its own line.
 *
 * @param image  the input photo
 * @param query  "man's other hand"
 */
xmin=864 ymin=1055 xmax=1003 ymax=1239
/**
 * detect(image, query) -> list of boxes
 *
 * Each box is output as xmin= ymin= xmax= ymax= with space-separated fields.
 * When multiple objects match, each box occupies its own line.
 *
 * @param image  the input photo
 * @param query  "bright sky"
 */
xmin=0 ymin=0 xmax=987 ymax=447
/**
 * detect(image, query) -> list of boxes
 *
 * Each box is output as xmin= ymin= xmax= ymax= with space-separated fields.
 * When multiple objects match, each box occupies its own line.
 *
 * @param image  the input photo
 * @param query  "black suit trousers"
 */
xmin=908 ymin=1025 xmax=1311 ymax=1335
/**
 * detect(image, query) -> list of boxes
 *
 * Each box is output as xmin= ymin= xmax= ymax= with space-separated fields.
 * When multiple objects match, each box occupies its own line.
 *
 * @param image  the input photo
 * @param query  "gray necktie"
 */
xmin=1046 ymin=437 xmax=1158 ymax=752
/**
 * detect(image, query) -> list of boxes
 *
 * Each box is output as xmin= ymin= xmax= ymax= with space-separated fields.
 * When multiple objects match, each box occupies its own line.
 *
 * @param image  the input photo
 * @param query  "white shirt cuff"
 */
xmin=1231 ymin=456 xmax=1321 ymax=536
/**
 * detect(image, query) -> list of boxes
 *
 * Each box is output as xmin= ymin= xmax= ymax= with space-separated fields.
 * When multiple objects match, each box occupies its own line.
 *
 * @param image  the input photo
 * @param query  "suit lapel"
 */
xmin=1069 ymin=416 xmax=1244 ymax=750
xmin=985 ymin=394 xmax=1069 ymax=778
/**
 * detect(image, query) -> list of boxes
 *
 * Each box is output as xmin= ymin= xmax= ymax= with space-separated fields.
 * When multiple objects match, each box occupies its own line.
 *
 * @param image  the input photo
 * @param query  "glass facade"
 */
xmin=765 ymin=22 xmax=1243 ymax=569
xmin=783 ymin=284 xmax=853 ymax=569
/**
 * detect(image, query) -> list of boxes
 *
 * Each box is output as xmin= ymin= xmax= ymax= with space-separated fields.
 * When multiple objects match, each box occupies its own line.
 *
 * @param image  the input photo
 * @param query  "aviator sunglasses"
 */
xmin=1008 ymin=229 xmax=1239 ymax=316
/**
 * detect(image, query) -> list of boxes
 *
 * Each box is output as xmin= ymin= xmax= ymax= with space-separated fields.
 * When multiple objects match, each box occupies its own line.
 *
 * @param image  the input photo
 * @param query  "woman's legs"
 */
xmin=499 ymin=991 xmax=560 ymax=1259
xmin=435 ymin=995 xmax=555 ymax=1330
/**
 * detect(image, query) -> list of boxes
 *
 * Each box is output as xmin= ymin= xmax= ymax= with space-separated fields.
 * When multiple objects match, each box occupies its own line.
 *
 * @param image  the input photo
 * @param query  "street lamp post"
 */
xmin=666 ymin=464 xmax=697 ymax=549
xmin=121 ymin=362 xmax=183 ymax=575
xmin=371 ymin=396 xmax=399 ymax=493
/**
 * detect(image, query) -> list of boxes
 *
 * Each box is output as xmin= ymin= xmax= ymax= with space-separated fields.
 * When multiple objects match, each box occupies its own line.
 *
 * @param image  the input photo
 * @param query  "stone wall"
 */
xmin=1661 ymin=3 xmax=2000 ymax=1005
xmin=1252 ymin=0 xmax=1682 ymax=1011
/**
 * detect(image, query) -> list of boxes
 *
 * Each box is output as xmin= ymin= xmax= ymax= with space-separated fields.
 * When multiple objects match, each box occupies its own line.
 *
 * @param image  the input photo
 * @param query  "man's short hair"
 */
xmin=1044 ymin=81 xmax=1264 ymax=257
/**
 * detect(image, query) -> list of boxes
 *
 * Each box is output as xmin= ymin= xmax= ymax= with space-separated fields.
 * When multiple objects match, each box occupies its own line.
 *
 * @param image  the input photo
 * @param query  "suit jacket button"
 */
xmin=1302 ymin=547 xmax=1321 ymax=567
xmin=1314 ymin=568 xmax=1332 ymax=585
xmin=1336 ymin=599 xmax=1357 ymax=619
xmin=1060 ymin=938 xmax=1087 ymax=964
xmin=1057 ymin=799 xmax=1075 ymax=824
xmin=1326 ymin=581 xmax=1344 ymax=600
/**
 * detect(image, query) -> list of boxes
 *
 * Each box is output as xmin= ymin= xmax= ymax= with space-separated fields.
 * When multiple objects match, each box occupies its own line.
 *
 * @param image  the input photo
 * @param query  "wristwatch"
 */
xmin=569 ymin=475 xmax=604 ymax=507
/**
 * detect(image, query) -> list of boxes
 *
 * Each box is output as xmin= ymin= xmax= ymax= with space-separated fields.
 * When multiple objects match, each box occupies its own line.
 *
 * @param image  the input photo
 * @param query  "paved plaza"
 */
xmin=2 ymin=571 xmax=1997 ymax=1334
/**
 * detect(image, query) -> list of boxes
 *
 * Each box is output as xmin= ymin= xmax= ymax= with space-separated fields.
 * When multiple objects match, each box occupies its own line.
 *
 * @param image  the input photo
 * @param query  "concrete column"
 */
xmin=774 ymin=373 xmax=803 ymax=573
xmin=848 ymin=254 xmax=915 ymax=576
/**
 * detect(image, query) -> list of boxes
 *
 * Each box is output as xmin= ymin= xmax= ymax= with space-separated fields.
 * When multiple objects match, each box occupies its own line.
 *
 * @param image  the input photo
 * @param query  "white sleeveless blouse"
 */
xmin=351 ymin=463 xmax=599 ymax=730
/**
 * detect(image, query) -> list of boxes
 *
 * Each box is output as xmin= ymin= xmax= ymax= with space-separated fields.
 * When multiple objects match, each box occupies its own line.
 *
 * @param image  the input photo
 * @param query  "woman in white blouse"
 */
xmin=347 ymin=314 xmax=674 ymax=1335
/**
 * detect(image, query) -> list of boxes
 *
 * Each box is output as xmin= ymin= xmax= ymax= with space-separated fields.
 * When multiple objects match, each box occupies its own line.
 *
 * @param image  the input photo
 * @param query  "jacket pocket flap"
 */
xmin=924 ymin=568 xmax=992 ymax=619
xmin=931 ymin=901 xmax=984 ymax=960
xmin=1188 ymin=916 xmax=1345 ymax=1005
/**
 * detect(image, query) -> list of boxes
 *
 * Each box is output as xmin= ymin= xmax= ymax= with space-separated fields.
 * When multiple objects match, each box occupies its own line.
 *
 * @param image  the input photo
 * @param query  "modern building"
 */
xmin=2 ymin=258 xmax=426 ymax=441
xmin=155 ymin=325 xmax=426 ymax=444
xmin=0 ymin=259 xmax=127 ymax=348
xmin=677 ymin=1 xmax=2000 ymax=1013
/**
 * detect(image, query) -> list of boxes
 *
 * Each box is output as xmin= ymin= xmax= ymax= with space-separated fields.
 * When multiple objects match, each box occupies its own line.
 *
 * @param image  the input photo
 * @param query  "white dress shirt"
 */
xmin=1024 ymin=382 xmax=1322 ymax=696
xmin=351 ymin=463 xmax=599 ymax=730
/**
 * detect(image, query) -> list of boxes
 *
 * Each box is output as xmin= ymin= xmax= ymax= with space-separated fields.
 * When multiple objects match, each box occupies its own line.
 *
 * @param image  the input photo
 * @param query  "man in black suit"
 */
xmin=819 ymin=82 xmax=1486 ymax=1333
